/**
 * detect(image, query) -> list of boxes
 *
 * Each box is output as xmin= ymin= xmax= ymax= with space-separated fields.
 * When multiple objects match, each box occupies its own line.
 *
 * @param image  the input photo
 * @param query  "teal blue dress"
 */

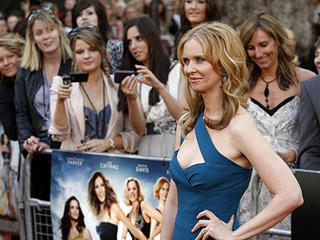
xmin=169 ymin=112 xmax=252 ymax=239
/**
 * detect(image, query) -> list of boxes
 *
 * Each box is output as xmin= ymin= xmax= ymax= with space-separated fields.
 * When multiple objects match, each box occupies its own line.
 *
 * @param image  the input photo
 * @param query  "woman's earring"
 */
xmin=222 ymin=74 xmax=227 ymax=84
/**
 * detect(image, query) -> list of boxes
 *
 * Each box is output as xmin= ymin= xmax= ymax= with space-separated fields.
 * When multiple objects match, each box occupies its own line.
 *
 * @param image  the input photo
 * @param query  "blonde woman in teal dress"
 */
xmin=161 ymin=22 xmax=303 ymax=240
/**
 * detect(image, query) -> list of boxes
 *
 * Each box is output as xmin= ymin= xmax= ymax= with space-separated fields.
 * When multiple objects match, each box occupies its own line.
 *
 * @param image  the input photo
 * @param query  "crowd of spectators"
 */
xmin=0 ymin=0 xmax=320 ymax=238
xmin=0 ymin=0 xmax=221 ymax=159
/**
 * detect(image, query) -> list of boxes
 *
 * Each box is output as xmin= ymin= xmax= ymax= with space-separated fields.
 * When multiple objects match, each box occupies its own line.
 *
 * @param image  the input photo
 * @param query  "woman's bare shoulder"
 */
xmin=295 ymin=67 xmax=316 ymax=83
xmin=83 ymin=227 xmax=92 ymax=238
xmin=140 ymin=200 xmax=151 ymax=209
xmin=228 ymin=107 xmax=257 ymax=137
xmin=110 ymin=202 xmax=121 ymax=212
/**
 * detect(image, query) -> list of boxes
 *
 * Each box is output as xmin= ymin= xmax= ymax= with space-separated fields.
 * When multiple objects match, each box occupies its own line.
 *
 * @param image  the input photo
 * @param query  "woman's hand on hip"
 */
xmin=192 ymin=210 xmax=234 ymax=240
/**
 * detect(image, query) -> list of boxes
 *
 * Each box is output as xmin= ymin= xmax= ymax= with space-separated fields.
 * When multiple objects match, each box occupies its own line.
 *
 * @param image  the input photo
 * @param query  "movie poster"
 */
xmin=51 ymin=150 xmax=170 ymax=240
xmin=0 ymin=123 xmax=19 ymax=235
xmin=0 ymin=123 xmax=17 ymax=219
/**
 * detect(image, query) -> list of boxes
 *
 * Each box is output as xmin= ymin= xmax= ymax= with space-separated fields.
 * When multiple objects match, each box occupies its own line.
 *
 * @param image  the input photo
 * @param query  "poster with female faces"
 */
xmin=51 ymin=150 xmax=170 ymax=240
xmin=0 ymin=123 xmax=19 ymax=235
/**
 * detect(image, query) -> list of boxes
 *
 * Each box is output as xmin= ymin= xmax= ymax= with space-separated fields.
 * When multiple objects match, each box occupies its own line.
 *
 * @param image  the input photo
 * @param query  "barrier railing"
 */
xmin=265 ymin=228 xmax=291 ymax=237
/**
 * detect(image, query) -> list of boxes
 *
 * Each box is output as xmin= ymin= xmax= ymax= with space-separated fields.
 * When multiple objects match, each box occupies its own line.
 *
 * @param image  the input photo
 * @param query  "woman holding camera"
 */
xmin=118 ymin=16 xmax=184 ymax=158
xmin=49 ymin=26 xmax=140 ymax=153
xmin=72 ymin=0 xmax=123 ymax=74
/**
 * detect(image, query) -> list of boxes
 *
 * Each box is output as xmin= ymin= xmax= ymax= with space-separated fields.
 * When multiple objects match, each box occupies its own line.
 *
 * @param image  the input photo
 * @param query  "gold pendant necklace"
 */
xmin=203 ymin=113 xmax=219 ymax=129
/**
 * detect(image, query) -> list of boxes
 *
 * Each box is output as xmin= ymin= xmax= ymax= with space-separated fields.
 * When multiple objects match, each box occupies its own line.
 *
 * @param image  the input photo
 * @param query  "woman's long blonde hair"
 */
xmin=123 ymin=178 xmax=144 ymax=206
xmin=177 ymin=22 xmax=249 ymax=133
xmin=21 ymin=9 xmax=72 ymax=71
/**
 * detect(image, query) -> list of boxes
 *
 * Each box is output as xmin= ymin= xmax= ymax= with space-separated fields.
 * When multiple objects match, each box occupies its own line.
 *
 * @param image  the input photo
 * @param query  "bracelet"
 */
xmin=289 ymin=147 xmax=298 ymax=164
xmin=108 ymin=138 xmax=115 ymax=149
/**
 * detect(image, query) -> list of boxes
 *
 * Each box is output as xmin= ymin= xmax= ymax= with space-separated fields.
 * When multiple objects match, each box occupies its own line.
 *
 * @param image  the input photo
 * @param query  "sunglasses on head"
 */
xmin=68 ymin=25 xmax=97 ymax=38
xmin=28 ymin=5 xmax=55 ymax=23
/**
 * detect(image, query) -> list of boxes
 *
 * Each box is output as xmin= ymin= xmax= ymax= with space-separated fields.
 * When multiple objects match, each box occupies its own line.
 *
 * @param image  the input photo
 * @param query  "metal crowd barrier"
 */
xmin=18 ymin=150 xmax=320 ymax=240
xmin=23 ymin=150 xmax=52 ymax=240
xmin=265 ymin=228 xmax=291 ymax=237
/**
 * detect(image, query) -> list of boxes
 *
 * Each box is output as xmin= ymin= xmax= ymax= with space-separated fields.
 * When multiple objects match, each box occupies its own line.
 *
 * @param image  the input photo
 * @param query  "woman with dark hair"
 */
xmin=61 ymin=8 xmax=73 ymax=34
xmin=149 ymin=0 xmax=178 ymax=57
xmin=72 ymin=0 xmax=123 ymax=73
xmin=313 ymin=37 xmax=320 ymax=74
xmin=87 ymin=172 xmax=147 ymax=240
xmin=0 ymin=133 xmax=16 ymax=218
xmin=72 ymin=0 xmax=108 ymax=43
xmin=6 ymin=10 xmax=23 ymax=33
xmin=238 ymin=12 xmax=315 ymax=239
xmin=119 ymin=16 xmax=184 ymax=158
xmin=179 ymin=0 xmax=221 ymax=36
xmin=0 ymin=16 xmax=8 ymax=36
xmin=121 ymin=177 xmax=162 ymax=240
xmin=100 ymin=0 xmax=124 ymax=40
xmin=0 ymin=134 xmax=10 ymax=153
xmin=60 ymin=196 xmax=92 ymax=240
xmin=0 ymin=133 xmax=11 ymax=167
xmin=173 ymin=0 xmax=221 ymax=58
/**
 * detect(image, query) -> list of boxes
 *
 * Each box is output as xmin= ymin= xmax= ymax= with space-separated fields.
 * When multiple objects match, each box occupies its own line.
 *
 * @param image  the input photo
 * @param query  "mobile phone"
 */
xmin=62 ymin=72 xmax=89 ymax=85
xmin=114 ymin=70 xmax=136 ymax=84
xmin=80 ymin=135 xmax=91 ymax=144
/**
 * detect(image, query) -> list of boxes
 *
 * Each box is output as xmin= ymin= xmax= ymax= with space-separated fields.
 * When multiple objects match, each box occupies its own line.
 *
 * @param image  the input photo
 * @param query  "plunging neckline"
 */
xmin=249 ymin=96 xmax=296 ymax=116
xmin=175 ymin=112 xmax=251 ymax=172
xmin=175 ymin=150 xmax=207 ymax=172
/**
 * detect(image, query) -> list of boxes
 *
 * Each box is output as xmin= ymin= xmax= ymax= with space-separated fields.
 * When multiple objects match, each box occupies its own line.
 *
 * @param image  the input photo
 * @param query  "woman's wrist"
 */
xmin=104 ymin=139 xmax=111 ymax=151
xmin=108 ymin=138 xmax=116 ymax=150
xmin=57 ymin=97 xmax=66 ymax=103
xmin=105 ymin=138 xmax=116 ymax=151
xmin=126 ymin=94 xmax=138 ymax=102
xmin=155 ymin=82 xmax=165 ymax=93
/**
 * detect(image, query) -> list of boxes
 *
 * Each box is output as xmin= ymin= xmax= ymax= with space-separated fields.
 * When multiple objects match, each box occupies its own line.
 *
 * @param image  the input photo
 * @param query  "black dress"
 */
xmin=96 ymin=222 xmax=118 ymax=240
xmin=128 ymin=202 xmax=150 ymax=239
xmin=0 ymin=77 xmax=17 ymax=140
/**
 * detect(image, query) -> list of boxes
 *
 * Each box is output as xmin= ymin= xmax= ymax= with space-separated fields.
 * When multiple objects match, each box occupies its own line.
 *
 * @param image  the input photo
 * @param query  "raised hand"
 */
xmin=58 ymin=82 xmax=72 ymax=100
xmin=135 ymin=64 xmax=164 ymax=91
xmin=121 ymin=74 xmax=138 ymax=101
